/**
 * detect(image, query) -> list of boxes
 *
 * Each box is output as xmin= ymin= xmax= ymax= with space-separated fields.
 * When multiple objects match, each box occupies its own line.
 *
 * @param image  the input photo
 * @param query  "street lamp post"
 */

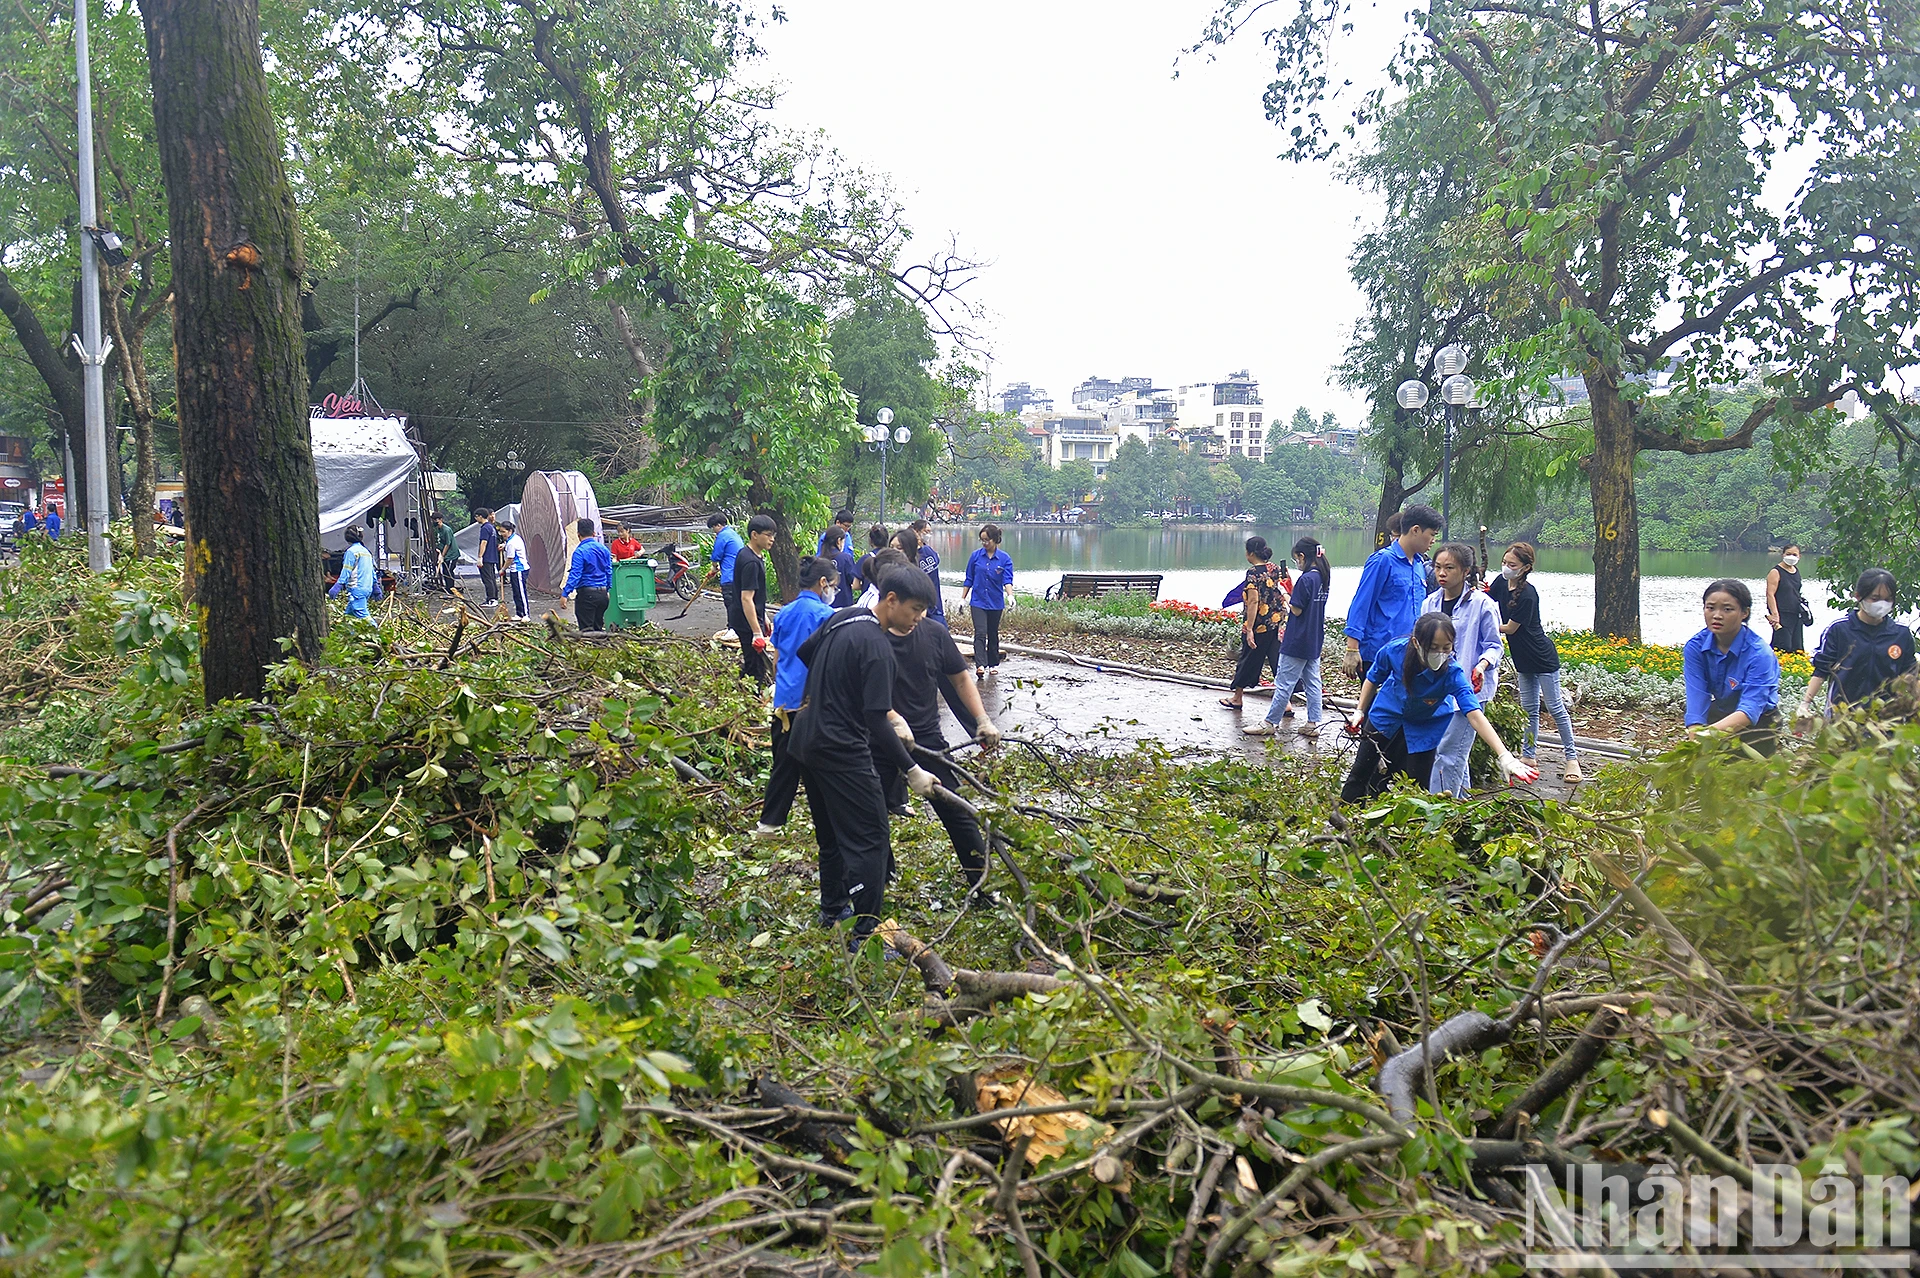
xmin=1395 ymin=344 xmax=1476 ymax=540
xmin=863 ymin=408 xmax=911 ymax=523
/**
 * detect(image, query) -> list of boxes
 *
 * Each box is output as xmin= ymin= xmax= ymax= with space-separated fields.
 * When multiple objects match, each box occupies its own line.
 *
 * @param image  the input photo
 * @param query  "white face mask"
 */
xmin=1424 ymin=650 xmax=1450 ymax=671
xmin=1861 ymin=599 xmax=1894 ymax=621
xmin=1500 ymin=565 xmax=1521 ymax=580
xmin=1782 ymin=554 xmax=1800 ymax=567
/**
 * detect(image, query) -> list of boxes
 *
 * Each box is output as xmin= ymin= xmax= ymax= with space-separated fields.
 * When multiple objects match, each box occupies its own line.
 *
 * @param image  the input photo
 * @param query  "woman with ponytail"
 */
xmin=1246 ymin=537 xmax=1331 ymax=737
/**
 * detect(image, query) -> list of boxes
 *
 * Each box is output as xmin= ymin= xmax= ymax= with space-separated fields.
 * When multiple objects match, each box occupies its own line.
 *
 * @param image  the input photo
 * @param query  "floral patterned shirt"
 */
xmin=1244 ymin=564 xmax=1289 ymax=641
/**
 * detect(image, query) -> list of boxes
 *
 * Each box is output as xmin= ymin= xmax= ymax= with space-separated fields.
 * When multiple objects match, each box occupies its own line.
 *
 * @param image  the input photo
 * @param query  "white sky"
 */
xmin=758 ymin=0 xmax=1410 ymax=428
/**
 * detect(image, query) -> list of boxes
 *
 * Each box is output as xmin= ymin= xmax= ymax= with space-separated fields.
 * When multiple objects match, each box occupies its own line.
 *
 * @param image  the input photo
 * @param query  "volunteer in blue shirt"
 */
xmin=328 ymin=525 xmax=378 ymax=619
xmin=910 ymin=518 xmax=945 ymax=622
xmin=755 ymin=555 xmax=840 ymax=836
xmin=564 ymin=518 xmax=615 ymax=631
xmin=822 ymin=528 xmax=857 ymax=608
xmin=1796 ymin=568 xmax=1915 ymax=728
xmin=21 ymin=508 xmax=37 ymax=534
xmin=1422 ymin=543 xmax=1505 ymax=797
xmin=45 ymin=506 xmax=62 ymax=538
xmin=1342 ymin=505 xmax=1441 ymax=679
xmin=1682 ymin=578 xmax=1781 ymax=754
xmin=1342 ymin=612 xmax=1537 ymax=802
xmin=816 ymin=509 xmax=857 ymax=558
xmin=707 ymin=511 xmax=744 ymax=634
xmin=961 ymin=523 xmax=1014 ymax=678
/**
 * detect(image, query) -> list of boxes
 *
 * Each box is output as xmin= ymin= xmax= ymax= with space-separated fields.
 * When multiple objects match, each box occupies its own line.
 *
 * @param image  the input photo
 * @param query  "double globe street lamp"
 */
xmin=1396 ymin=344 xmax=1480 ymax=539
xmin=863 ymin=407 xmax=912 ymax=522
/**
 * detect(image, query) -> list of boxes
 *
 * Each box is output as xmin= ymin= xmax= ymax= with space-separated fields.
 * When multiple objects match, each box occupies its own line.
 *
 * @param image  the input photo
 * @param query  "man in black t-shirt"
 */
xmin=878 ymin=613 xmax=1003 ymax=897
xmin=733 ymin=515 xmax=776 ymax=684
xmin=790 ymin=568 xmax=939 ymax=942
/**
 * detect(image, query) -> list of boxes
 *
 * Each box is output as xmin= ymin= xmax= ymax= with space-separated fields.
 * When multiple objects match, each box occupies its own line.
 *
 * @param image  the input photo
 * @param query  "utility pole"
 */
xmin=72 ymin=0 xmax=113 ymax=571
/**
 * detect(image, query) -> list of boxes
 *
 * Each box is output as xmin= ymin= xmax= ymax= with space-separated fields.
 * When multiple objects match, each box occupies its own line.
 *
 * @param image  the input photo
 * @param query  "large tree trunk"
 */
xmin=1585 ymin=371 xmax=1641 ymax=640
xmin=1373 ymin=440 xmax=1407 ymax=552
xmin=0 ymin=266 xmax=88 ymax=512
xmin=143 ymin=0 xmax=325 ymax=703
xmin=749 ymin=473 xmax=800 ymax=604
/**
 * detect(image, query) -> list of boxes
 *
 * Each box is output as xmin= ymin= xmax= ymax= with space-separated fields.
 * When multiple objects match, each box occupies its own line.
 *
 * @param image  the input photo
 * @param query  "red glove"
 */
xmin=1343 ymin=716 xmax=1363 ymax=737
xmin=1470 ymin=667 xmax=1484 ymax=693
xmin=752 ymin=635 xmax=767 ymax=651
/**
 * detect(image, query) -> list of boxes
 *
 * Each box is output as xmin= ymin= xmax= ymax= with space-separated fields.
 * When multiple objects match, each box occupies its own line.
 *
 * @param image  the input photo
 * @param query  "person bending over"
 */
xmin=1342 ymin=611 xmax=1536 ymax=802
xmin=1683 ymin=578 xmax=1781 ymax=755
xmin=789 ymin=572 xmax=938 ymax=946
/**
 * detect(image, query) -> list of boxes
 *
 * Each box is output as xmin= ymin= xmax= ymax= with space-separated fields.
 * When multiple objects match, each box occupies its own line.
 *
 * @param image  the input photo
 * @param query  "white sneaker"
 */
xmin=1296 ymin=722 xmax=1321 ymax=739
xmin=752 ymin=822 xmax=781 ymax=838
xmin=1242 ymin=720 xmax=1279 ymax=736
xmin=482 ymin=600 xmax=499 ymax=608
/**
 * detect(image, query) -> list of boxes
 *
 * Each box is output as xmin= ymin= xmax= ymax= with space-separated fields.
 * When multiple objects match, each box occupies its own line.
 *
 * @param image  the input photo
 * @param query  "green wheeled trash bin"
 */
xmin=610 ymin=556 xmax=657 ymax=629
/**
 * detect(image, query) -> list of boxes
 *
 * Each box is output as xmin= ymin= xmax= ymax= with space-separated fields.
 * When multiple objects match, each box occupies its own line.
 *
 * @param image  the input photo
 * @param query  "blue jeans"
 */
xmin=1263 ymin=650 xmax=1323 ymax=724
xmin=1515 ymin=669 xmax=1577 ymax=760
xmin=1429 ymin=671 xmax=1497 ymax=797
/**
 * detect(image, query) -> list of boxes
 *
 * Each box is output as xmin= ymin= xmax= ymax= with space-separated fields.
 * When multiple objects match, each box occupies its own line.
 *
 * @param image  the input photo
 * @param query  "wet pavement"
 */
xmin=587 ymin=587 xmax=1588 ymax=800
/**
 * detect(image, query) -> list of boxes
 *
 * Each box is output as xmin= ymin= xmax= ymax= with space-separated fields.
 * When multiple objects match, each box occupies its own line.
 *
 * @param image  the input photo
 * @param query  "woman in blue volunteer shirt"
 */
xmin=1342 ymin=612 xmax=1537 ymax=802
xmin=1682 ymin=578 xmax=1781 ymax=754
xmin=755 ymin=556 xmax=840 ymax=836
xmin=1794 ymin=567 xmax=1914 ymax=727
xmin=1423 ymin=543 xmax=1505 ymax=796
xmin=962 ymin=523 xmax=1014 ymax=678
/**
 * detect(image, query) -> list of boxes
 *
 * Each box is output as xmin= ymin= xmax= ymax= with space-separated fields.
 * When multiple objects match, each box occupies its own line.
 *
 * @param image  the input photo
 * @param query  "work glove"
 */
xmin=752 ymin=634 xmax=768 ymax=651
xmin=1343 ymin=713 xmax=1364 ymax=737
xmin=886 ymin=711 xmax=915 ymax=743
xmin=1341 ymin=649 xmax=1364 ymax=680
xmin=974 ymin=717 xmax=1003 ymax=748
xmin=905 ymin=766 xmax=938 ymax=798
xmin=1792 ymin=701 xmax=1817 ymax=734
xmin=1470 ymin=665 xmax=1484 ymax=693
xmin=1495 ymin=753 xmax=1539 ymax=785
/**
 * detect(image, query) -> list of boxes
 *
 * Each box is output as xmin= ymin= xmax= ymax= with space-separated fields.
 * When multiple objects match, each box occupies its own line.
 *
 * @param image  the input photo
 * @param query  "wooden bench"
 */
xmin=1046 ymin=572 xmax=1164 ymax=602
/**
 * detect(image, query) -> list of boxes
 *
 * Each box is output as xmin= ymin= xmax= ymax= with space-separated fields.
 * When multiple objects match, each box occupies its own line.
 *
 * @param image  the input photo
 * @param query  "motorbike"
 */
xmin=653 ymin=542 xmax=700 ymax=601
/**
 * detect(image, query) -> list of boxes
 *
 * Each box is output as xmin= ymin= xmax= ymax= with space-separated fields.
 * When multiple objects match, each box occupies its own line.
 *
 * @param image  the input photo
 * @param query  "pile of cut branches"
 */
xmin=1 ymin=556 xmax=1915 ymax=1276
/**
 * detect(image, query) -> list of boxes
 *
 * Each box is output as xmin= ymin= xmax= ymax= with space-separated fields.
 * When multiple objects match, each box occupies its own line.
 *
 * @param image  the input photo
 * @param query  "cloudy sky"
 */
xmin=758 ymin=0 xmax=1410 ymax=427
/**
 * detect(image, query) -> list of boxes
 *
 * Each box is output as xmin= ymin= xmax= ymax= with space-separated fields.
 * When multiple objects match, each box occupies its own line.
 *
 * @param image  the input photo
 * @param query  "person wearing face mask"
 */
xmin=1489 ymin=541 xmax=1582 ymax=782
xmin=1421 ymin=543 xmax=1505 ymax=796
xmin=754 ymin=556 xmax=840 ymax=838
xmin=1246 ymin=537 xmax=1330 ymax=737
xmin=1683 ymin=578 xmax=1781 ymax=754
xmin=788 ymin=569 xmax=939 ymax=946
xmin=1340 ymin=612 xmax=1537 ymax=802
xmin=1343 ymin=506 xmax=1440 ymax=680
xmin=1765 ymin=544 xmax=1810 ymax=655
xmin=1796 ymin=568 xmax=1914 ymax=726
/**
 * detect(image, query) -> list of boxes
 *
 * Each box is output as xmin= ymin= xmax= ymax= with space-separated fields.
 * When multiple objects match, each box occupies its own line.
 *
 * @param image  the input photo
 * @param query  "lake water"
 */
xmin=920 ymin=524 xmax=1849 ymax=647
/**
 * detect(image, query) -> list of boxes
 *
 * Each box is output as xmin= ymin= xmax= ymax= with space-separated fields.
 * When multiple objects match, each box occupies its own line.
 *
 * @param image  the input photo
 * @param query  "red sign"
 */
xmin=43 ymin=478 xmax=65 ymax=516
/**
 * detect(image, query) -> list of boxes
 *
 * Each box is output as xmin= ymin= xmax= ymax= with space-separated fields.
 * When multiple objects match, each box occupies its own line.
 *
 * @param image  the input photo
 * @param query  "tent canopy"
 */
xmin=313 ymin=415 xmax=416 ymax=536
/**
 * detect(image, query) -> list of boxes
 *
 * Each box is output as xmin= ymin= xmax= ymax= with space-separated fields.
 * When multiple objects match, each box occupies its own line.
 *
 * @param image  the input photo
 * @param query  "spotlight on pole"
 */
xmin=86 ymin=226 xmax=128 ymax=267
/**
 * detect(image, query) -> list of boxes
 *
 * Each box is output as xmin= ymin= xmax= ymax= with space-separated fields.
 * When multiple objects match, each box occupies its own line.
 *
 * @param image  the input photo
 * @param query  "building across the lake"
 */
xmin=1173 ymin=371 xmax=1267 ymax=460
xmin=1070 ymin=374 xmax=1154 ymax=410
xmin=996 ymin=381 xmax=1054 ymax=416
xmin=1021 ymin=409 xmax=1119 ymax=476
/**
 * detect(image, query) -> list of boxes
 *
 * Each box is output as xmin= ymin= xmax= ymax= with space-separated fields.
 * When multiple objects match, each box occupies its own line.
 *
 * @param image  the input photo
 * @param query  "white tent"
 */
xmin=312 ymin=415 xmax=417 ymax=544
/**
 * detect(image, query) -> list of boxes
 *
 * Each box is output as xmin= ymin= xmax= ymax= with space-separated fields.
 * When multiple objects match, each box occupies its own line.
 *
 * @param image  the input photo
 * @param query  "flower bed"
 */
xmin=1552 ymin=630 xmax=1814 ymax=679
xmin=1149 ymin=599 xmax=1242 ymax=626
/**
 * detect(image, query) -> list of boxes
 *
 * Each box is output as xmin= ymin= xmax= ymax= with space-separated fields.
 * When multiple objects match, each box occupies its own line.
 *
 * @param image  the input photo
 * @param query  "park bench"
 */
xmin=1046 ymin=572 xmax=1164 ymax=602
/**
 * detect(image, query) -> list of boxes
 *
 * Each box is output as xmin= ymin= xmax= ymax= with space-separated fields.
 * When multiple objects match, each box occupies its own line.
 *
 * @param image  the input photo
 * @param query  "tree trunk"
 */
xmin=1585 ymin=371 xmax=1641 ymax=640
xmin=106 ymin=285 xmax=159 ymax=557
xmin=143 ymin=0 xmax=325 ymax=703
xmin=749 ymin=473 xmax=800 ymax=603
xmin=1373 ymin=438 xmax=1408 ymax=551
xmin=0 ymin=266 xmax=88 ymax=513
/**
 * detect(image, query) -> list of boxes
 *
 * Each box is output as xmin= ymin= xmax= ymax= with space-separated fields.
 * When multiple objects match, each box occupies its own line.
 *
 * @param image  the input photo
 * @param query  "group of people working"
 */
xmin=12 ymin=505 xmax=63 ymax=539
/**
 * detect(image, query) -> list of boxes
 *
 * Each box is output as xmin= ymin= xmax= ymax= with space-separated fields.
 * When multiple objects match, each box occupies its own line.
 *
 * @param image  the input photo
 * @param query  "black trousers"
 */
xmin=878 ymin=733 xmax=987 ymax=888
xmin=761 ymin=714 xmax=801 ymax=827
xmin=508 ymin=569 xmax=530 ymax=618
xmin=439 ymin=557 xmax=458 ymax=591
xmin=1341 ymin=725 xmax=1435 ymax=802
xmin=480 ymin=560 xmax=499 ymax=603
xmin=1231 ymin=632 xmax=1279 ymax=690
xmin=801 ymin=762 xmax=891 ymax=930
xmin=575 ymin=586 xmax=610 ymax=631
xmin=734 ymin=609 xmax=768 ymax=683
xmin=974 ymin=607 xmax=1004 ymax=668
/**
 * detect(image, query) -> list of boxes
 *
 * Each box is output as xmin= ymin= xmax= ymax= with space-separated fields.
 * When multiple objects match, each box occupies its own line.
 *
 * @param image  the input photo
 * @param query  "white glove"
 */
xmin=886 ymin=710 xmax=915 ymax=743
xmin=1495 ymin=753 xmax=1539 ymax=785
xmin=905 ymin=766 xmax=938 ymax=798
xmin=974 ymin=717 xmax=1003 ymax=748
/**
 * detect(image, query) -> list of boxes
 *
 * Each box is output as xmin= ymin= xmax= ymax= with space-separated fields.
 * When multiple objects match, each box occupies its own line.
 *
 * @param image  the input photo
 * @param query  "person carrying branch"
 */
xmin=1342 ymin=612 xmax=1538 ymax=801
xmin=874 ymin=580 xmax=1002 ymax=903
xmin=789 ymin=568 xmax=940 ymax=947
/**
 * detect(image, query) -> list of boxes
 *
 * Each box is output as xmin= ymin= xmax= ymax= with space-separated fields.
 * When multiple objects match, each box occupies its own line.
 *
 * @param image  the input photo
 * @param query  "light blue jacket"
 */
xmin=1422 ymin=586 xmax=1503 ymax=679
xmin=331 ymin=542 xmax=376 ymax=598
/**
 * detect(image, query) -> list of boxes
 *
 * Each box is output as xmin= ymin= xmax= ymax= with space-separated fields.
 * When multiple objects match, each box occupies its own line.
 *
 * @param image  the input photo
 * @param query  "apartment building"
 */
xmin=1173 ymin=371 xmax=1267 ymax=460
xmin=1021 ymin=409 xmax=1120 ymax=476
xmin=996 ymin=381 xmax=1054 ymax=415
xmin=1070 ymin=374 xmax=1154 ymax=409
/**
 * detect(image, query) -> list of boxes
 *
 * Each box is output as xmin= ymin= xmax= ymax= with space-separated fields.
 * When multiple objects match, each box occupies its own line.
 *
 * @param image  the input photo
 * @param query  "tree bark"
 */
xmin=749 ymin=473 xmax=800 ymax=604
xmin=143 ymin=0 xmax=325 ymax=702
xmin=1585 ymin=371 xmax=1641 ymax=640
xmin=105 ymin=272 xmax=159 ymax=556
xmin=1373 ymin=438 xmax=1407 ymax=551
xmin=0 ymin=265 xmax=88 ymax=508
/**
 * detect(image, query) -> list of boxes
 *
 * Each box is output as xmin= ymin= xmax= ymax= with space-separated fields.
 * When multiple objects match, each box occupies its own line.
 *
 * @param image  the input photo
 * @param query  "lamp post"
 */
xmin=493 ymin=449 xmax=527 ymax=476
xmin=863 ymin=407 xmax=911 ymax=523
xmin=72 ymin=0 xmax=112 ymax=572
xmin=1395 ymin=343 xmax=1477 ymax=540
